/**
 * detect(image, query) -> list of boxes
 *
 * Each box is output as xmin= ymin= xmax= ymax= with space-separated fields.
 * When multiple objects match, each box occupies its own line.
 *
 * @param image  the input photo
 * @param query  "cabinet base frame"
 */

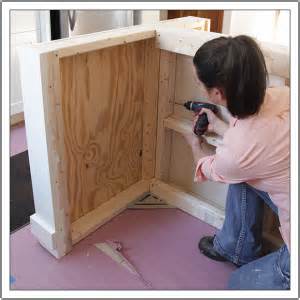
xmin=19 ymin=16 xmax=288 ymax=258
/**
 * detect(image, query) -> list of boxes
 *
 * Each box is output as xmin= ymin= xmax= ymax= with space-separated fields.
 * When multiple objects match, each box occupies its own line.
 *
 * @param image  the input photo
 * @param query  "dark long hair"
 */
xmin=193 ymin=35 xmax=268 ymax=118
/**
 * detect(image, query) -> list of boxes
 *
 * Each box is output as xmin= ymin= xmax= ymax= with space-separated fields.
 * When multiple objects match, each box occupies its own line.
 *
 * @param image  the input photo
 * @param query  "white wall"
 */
xmin=10 ymin=11 xmax=40 ymax=116
xmin=222 ymin=10 xmax=289 ymax=47
xmin=134 ymin=10 xmax=168 ymax=25
xmin=69 ymin=11 xmax=134 ymax=36
xmin=221 ymin=10 xmax=289 ymax=87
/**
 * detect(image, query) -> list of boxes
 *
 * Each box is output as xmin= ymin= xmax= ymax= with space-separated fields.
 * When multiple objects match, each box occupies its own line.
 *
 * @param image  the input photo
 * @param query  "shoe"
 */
xmin=198 ymin=236 xmax=227 ymax=262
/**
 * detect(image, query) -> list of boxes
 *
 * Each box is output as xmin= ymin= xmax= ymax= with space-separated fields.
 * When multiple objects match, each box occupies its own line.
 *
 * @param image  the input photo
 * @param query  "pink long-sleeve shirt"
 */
xmin=195 ymin=86 xmax=290 ymax=250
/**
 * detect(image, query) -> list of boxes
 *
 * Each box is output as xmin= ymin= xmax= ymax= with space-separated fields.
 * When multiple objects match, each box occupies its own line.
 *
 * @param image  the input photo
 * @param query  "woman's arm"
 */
xmin=182 ymin=126 xmax=248 ymax=184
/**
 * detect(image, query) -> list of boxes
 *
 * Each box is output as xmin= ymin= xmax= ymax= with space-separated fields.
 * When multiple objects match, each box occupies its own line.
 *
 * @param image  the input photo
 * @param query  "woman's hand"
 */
xmin=196 ymin=108 xmax=229 ymax=137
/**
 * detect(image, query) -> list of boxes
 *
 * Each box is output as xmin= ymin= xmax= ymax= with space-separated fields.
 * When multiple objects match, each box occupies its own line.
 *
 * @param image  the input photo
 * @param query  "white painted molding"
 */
xmin=18 ymin=47 xmax=72 ymax=258
xmin=30 ymin=214 xmax=60 ymax=258
xmin=18 ymin=48 xmax=56 ymax=228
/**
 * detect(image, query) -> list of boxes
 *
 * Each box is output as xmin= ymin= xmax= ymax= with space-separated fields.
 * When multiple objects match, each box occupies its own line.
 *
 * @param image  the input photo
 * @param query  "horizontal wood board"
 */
xmin=60 ymin=40 xmax=146 ymax=222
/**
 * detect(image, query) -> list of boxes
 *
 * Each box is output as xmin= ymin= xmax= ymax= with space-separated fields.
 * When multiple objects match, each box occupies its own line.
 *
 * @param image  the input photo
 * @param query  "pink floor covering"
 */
xmin=10 ymin=122 xmax=27 ymax=156
xmin=10 ymin=208 xmax=236 ymax=290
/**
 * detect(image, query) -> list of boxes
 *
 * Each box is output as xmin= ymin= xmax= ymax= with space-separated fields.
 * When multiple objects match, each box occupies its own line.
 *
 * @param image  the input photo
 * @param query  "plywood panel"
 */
xmin=168 ymin=132 xmax=228 ymax=210
xmin=155 ymin=50 xmax=177 ymax=181
xmin=173 ymin=54 xmax=232 ymax=123
xmin=168 ymin=53 xmax=229 ymax=210
xmin=174 ymin=54 xmax=204 ymax=104
xmin=142 ymin=38 xmax=160 ymax=180
xmin=60 ymin=41 xmax=145 ymax=222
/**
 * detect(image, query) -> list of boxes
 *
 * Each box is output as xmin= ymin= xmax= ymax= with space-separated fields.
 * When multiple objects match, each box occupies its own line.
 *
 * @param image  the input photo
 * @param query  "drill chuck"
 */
xmin=184 ymin=101 xmax=218 ymax=113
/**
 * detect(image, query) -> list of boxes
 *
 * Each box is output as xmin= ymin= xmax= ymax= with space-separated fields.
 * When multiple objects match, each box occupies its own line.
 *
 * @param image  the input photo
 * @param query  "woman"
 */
xmin=182 ymin=35 xmax=290 ymax=290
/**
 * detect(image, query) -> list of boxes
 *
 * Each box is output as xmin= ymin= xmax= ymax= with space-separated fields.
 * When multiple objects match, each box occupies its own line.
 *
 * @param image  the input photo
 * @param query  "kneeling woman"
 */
xmin=182 ymin=35 xmax=290 ymax=290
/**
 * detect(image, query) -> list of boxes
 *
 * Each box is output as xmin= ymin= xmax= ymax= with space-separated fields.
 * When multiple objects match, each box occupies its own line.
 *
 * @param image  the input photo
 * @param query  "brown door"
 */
xmin=168 ymin=10 xmax=224 ymax=33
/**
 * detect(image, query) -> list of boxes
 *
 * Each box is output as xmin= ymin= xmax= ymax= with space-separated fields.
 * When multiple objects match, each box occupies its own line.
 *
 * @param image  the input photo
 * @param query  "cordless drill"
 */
xmin=183 ymin=101 xmax=218 ymax=136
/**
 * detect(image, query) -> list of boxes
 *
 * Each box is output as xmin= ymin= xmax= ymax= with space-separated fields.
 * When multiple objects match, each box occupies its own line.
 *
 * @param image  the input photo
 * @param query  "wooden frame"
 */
xmin=19 ymin=17 xmax=289 ymax=258
xmin=10 ymin=112 xmax=25 ymax=126
xmin=167 ymin=10 xmax=223 ymax=33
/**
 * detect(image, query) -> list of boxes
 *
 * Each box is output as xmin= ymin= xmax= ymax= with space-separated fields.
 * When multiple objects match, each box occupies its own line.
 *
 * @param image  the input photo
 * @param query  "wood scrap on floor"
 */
xmin=94 ymin=240 xmax=152 ymax=288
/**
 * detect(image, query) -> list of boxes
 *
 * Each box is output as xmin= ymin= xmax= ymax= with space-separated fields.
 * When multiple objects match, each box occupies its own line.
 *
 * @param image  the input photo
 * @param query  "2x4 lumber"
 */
xmin=156 ymin=28 xmax=220 ymax=58
xmin=155 ymin=50 xmax=177 ymax=181
xmin=27 ymin=17 xmax=208 ymax=58
xmin=150 ymin=180 xmax=282 ymax=249
xmin=40 ymin=51 xmax=73 ymax=256
xmin=71 ymin=180 xmax=150 ymax=244
xmin=163 ymin=116 xmax=222 ymax=147
xmin=159 ymin=16 xmax=209 ymax=30
xmin=150 ymin=180 xmax=225 ymax=229
xmin=30 ymin=26 xmax=156 ymax=57
xmin=156 ymin=27 xmax=289 ymax=79
xmin=142 ymin=38 xmax=160 ymax=180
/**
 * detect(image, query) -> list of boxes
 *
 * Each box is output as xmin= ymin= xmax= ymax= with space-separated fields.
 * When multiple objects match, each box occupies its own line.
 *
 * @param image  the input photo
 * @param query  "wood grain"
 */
xmin=164 ymin=117 xmax=222 ymax=147
xmin=142 ymin=38 xmax=160 ymax=180
xmin=71 ymin=179 xmax=150 ymax=244
xmin=155 ymin=50 xmax=176 ymax=181
xmin=60 ymin=41 xmax=145 ymax=222
xmin=173 ymin=53 xmax=231 ymax=124
xmin=40 ymin=51 xmax=73 ymax=255
xmin=168 ymin=131 xmax=228 ymax=210
xmin=165 ymin=53 xmax=229 ymax=210
xmin=156 ymin=28 xmax=289 ymax=80
xmin=10 ymin=112 xmax=24 ymax=126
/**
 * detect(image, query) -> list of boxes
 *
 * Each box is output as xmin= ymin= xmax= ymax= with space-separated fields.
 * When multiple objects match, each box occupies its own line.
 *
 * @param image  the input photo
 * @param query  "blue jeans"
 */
xmin=213 ymin=183 xmax=290 ymax=290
